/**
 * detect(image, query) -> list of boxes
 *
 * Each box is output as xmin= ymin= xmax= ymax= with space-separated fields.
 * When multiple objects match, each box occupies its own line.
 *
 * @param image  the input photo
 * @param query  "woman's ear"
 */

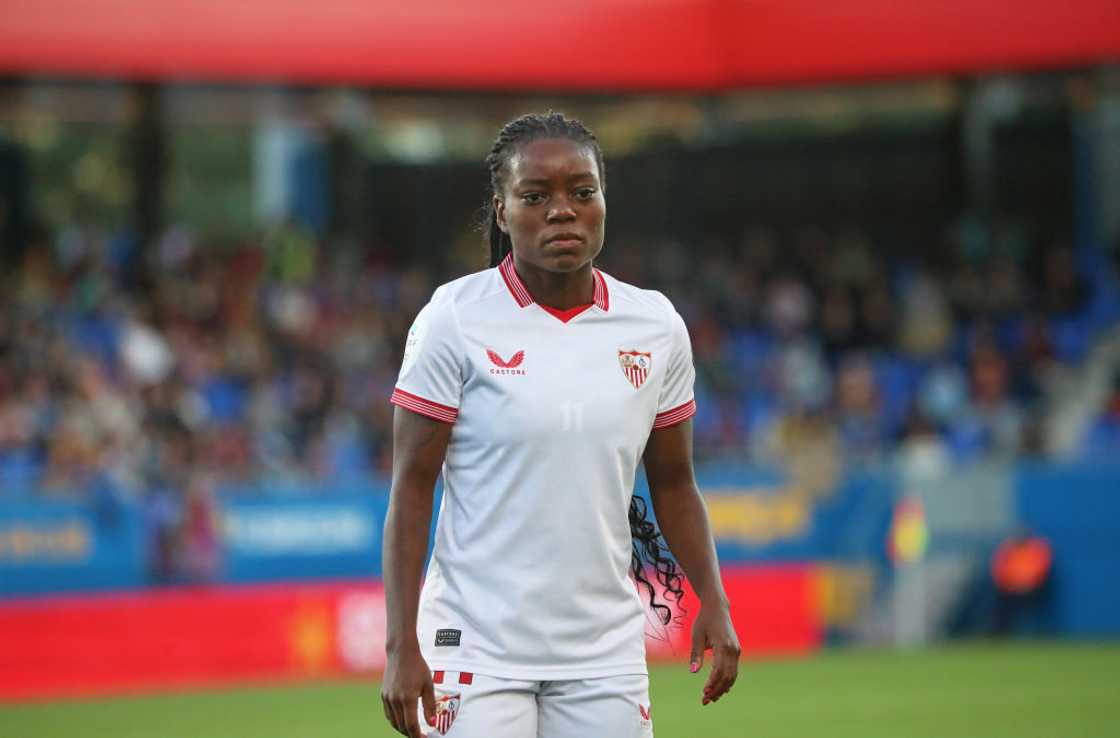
xmin=494 ymin=195 xmax=508 ymax=234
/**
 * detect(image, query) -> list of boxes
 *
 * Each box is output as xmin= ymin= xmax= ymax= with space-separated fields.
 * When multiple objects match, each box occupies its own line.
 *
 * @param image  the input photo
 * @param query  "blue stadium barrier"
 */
xmin=3 ymin=463 xmax=1119 ymax=638
xmin=0 ymin=497 xmax=145 ymax=596
xmin=1015 ymin=463 xmax=1120 ymax=636
xmin=220 ymin=494 xmax=384 ymax=583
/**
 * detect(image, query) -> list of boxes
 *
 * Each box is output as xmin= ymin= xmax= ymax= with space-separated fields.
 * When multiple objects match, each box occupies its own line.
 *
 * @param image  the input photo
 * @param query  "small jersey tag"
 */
xmin=435 ymin=629 xmax=462 ymax=647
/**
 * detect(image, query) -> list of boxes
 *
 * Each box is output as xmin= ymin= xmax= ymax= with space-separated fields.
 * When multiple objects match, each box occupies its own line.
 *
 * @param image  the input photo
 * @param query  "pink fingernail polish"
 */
xmin=690 ymin=662 xmax=699 ymax=673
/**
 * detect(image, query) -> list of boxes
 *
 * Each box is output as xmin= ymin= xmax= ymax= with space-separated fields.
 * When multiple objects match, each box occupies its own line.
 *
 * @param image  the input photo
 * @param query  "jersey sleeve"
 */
xmin=391 ymin=294 xmax=463 ymax=424
xmin=653 ymin=308 xmax=697 ymax=429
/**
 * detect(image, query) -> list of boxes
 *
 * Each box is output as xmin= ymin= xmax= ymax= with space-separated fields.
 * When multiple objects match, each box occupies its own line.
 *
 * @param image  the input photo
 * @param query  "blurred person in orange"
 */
xmin=991 ymin=530 xmax=1053 ymax=636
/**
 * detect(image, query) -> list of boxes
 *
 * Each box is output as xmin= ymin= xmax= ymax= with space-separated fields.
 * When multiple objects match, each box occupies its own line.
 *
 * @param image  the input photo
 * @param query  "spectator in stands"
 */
xmin=818 ymin=286 xmax=860 ymax=359
xmin=897 ymin=271 xmax=953 ymax=359
xmin=948 ymin=343 xmax=1024 ymax=459
xmin=765 ymin=271 xmax=814 ymax=340
xmin=1038 ymin=244 xmax=1088 ymax=317
xmin=1078 ymin=371 xmax=1120 ymax=458
xmin=897 ymin=404 xmax=951 ymax=481
xmin=833 ymin=354 xmax=889 ymax=463
xmin=179 ymin=474 xmax=222 ymax=583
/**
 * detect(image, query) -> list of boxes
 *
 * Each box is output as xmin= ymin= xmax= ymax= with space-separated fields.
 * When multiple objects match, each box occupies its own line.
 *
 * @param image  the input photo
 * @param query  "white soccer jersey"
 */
xmin=391 ymin=254 xmax=696 ymax=680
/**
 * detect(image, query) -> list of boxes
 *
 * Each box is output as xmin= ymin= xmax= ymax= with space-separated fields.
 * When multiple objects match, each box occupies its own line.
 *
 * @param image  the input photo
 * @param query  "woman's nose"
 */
xmin=547 ymin=199 xmax=576 ymax=221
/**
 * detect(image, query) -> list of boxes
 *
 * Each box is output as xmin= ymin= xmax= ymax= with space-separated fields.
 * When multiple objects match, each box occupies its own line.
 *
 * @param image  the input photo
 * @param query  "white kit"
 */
xmin=392 ymin=254 xmax=696 ymax=681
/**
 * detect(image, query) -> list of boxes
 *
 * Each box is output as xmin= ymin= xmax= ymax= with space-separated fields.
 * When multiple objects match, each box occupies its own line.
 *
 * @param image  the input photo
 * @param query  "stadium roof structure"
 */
xmin=1 ymin=0 xmax=1118 ymax=90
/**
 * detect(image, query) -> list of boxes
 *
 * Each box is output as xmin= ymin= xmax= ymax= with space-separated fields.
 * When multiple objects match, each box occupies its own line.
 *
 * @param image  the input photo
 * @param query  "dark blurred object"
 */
xmin=1037 ymin=245 xmax=1089 ymax=317
xmin=124 ymin=83 xmax=164 ymax=290
xmin=0 ymin=137 xmax=28 ymax=267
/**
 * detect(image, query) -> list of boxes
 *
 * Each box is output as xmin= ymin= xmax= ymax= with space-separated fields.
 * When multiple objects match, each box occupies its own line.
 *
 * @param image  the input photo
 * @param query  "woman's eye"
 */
xmin=575 ymin=188 xmax=596 ymax=200
xmin=522 ymin=193 xmax=545 ymax=204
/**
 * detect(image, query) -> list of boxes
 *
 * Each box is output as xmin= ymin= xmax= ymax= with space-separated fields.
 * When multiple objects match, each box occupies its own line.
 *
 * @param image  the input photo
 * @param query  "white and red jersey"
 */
xmin=391 ymin=254 xmax=696 ymax=680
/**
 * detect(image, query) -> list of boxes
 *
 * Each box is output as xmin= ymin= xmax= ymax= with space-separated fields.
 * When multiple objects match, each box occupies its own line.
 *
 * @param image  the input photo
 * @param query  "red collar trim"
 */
xmin=498 ymin=253 xmax=610 ymax=312
xmin=498 ymin=253 xmax=533 ymax=307
xmin=538 ymin=303 xmax=594 ymax=323
xmin=592 ymin=266 xmax=610 ymax=311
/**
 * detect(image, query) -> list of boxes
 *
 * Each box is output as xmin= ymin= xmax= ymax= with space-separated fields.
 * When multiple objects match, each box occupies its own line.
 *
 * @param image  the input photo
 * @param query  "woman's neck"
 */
xmin=512 ymin=256 xmax=595 ymax=310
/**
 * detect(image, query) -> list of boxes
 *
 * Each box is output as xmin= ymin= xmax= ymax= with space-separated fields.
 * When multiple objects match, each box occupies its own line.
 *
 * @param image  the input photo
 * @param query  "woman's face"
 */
xmin=495 ymin=137 xmax=605 ymax=274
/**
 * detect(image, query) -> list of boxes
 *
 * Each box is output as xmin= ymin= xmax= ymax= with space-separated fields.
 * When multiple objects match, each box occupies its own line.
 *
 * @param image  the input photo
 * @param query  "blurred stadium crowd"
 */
xmin=619 ymin=223 xmax=1120 ymax=468
xmin=2 ymin=216 xmax=1119 ymax=511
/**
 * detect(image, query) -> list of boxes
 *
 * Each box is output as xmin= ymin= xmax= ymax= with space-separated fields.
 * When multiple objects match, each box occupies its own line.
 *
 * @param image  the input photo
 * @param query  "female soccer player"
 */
xmin=381 ymin=112 xmax=739 ymax=738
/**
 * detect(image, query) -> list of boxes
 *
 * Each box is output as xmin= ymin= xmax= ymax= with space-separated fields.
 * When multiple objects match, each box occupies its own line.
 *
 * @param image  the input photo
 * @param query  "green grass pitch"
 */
xmin=4 ymin=643 xmax=1117 ymax=738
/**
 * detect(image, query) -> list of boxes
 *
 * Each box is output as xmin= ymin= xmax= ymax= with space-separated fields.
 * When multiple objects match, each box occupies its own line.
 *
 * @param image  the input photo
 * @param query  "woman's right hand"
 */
xmin=381 ymin=644 xmax=437 ymax=738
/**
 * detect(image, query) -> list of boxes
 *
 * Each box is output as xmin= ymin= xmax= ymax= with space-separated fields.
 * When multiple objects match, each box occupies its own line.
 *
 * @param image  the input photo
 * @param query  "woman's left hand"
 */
xmin=689 ymin=601 xmax=741 ymax=705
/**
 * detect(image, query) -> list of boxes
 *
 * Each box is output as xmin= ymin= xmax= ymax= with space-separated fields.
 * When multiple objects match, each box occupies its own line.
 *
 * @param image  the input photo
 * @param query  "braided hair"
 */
xmin=482 ymin=112 xmax=685 ymax=625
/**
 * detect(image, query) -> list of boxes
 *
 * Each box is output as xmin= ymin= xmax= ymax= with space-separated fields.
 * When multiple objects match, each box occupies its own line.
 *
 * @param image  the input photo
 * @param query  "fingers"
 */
xmin=421 ymin=679 xmax=437 ymax=729
xmin=381 ymin=695 xmax=397 ymax=733
xmin=381 ymin=651 xmax=433 ymax=736
xmin=402 ymin=700 xmax=424 ymax=738
xmin=689 ymin=629 xmax=707 ymax=674
xmin=382 ymin=690 xmax=421 ymax=737
xmin=381 ymin=692 xmax=405 ymax=735
xmin=701 ymin=641 xmax=741 ymax=706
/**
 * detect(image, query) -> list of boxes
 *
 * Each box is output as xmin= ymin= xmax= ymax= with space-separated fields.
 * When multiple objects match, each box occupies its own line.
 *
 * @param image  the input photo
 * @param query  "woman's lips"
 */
xmin=546 ymin=239 xmax=583 ymax=249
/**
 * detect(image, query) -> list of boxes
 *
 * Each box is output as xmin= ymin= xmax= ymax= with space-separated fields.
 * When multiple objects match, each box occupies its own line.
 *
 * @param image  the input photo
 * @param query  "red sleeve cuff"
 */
xmin=391 ymin=388 xmax=459 ymax=424
xmin=653 ymin=399 xmax=696 ymax=430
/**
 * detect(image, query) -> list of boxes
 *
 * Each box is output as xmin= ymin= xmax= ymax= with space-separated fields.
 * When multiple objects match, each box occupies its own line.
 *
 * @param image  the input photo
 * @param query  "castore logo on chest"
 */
xmin=487 ymin=348 xmax=526 ymax=375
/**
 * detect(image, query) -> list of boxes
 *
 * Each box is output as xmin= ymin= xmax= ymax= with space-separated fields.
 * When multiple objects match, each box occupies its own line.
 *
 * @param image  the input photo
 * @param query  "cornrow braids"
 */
xmin=480 ymin=112 xmax=685 ymax=627
xmin=481 ymin=111 xmax=606 ymax=268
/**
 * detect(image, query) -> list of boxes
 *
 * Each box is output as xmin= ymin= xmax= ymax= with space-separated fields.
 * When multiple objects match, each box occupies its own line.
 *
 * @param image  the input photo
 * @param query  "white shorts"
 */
xmin=418 ymin=670 xmax=654 ymax=738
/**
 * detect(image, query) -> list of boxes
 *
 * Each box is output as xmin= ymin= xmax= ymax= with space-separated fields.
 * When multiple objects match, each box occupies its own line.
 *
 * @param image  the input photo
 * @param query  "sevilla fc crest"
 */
xmin=619 ymin=350 xmax=652 ymax=389
xmin=433 ymin=693 xmax=460 ymax=735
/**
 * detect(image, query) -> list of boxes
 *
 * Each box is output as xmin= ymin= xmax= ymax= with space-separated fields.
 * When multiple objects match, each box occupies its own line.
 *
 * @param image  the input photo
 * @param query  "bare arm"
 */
xmin=381 ymin=407 xmax=452 ymax=738
xmin=643 ymin=419 xmax=740 ymax=705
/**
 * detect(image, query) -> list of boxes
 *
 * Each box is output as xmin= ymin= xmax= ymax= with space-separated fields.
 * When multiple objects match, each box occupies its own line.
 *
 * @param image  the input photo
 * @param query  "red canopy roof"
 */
xmin=2 ymin=0 xmax=1118 ymax=90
